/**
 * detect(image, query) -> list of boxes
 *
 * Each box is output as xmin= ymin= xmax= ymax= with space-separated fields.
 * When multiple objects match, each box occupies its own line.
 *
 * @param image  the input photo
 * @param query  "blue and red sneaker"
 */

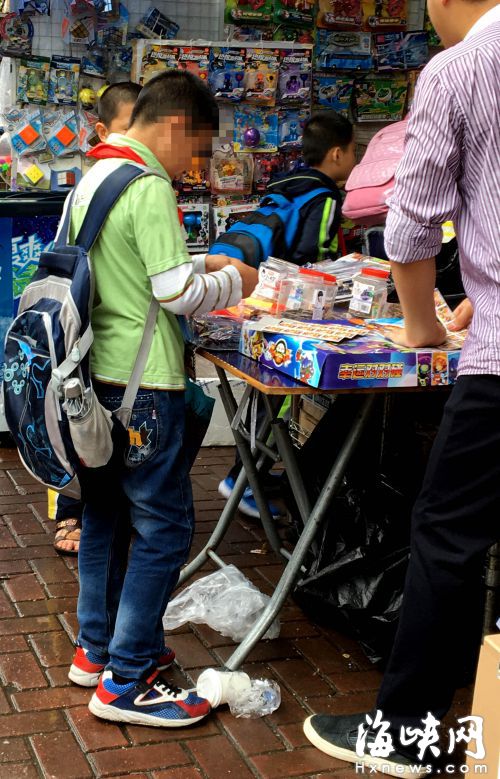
xmin=68 ymin=645 xmax=176 ymax=687
xmin=88 ymin=669 xmax=210 ymax=727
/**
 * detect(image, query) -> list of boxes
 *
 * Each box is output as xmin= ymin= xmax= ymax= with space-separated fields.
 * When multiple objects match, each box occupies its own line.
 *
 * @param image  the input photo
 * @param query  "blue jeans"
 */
xmin=77 ymin=383 xmax=194 ymax=679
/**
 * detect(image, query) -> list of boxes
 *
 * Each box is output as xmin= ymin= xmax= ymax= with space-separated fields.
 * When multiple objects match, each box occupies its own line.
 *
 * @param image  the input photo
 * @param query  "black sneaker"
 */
xmin=304 ymin=713 xmax=432 ymax=778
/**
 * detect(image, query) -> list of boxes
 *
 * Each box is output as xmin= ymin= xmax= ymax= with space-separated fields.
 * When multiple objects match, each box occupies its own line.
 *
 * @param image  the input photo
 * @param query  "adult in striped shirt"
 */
xmin=304 ymin=1 xmax=500 ymax=775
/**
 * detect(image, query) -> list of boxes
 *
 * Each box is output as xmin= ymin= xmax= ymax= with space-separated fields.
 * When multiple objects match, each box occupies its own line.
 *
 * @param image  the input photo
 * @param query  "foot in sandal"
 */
xmin=54 ymin=517 xmax=81 ymax=556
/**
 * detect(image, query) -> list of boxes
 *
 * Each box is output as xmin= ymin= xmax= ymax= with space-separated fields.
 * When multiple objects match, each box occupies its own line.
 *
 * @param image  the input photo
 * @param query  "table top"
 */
xmin=198 ymin=349 xmax=451 ymax=397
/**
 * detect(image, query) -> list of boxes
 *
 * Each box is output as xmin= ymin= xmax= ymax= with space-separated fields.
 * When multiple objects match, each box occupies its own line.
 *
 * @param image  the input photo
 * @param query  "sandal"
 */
xmin=54 ymin=517 xmax=82 ymax=556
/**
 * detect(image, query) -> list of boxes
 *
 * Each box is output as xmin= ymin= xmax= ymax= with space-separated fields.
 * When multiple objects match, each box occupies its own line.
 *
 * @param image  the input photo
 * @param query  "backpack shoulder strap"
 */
xmin=74 ymin=163 xmax=160 ymax=252
xmin=291 ymin=187 xmax=333 ymax=210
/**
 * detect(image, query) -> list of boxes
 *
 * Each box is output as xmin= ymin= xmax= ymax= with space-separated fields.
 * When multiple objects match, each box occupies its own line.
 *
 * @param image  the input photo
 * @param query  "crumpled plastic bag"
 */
xmin=164 ymin=565 xmax=280 ymax=642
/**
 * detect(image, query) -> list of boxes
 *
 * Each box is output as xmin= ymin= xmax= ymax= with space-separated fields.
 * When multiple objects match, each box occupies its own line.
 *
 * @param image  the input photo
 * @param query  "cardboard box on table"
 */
xmin=465 ymin=634 xmax=500 ymax=777
xmin=239 ymin=319 xmax=461 ymax=391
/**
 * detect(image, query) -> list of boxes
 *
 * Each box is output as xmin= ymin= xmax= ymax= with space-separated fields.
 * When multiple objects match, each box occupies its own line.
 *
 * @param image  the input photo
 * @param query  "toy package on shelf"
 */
xmin=43 ymin=109 xmax=79 ymax=156
xmin=313 ymin=75 xmax=354 ymax=114
xmin=244 ymin=47 xmax=280 ymax=105
xmin=278 ymin=108 xmax=309 ymax=149
xmin=234 ymin=106 xmax=279 ymax=152
xmin=374 ymin=31 xmax=428 ymax=70
xmin=48 ymin=57 xmax=80 ymax=106
xmin=316 ymin=30 xmax=373 ymax=70
xmin=278 ymin=49 xmax=312 ymax=105
xmin=173 ymin=168 xmax=210 ymax=195
xmin=178 ymin=46 xmax=210 ymax=82
xmin=81 ymin=47 xmax=108 ymax=78
xmin=225 ymin=0 xmax=274 ymax=24
xmin=209 ymin=47 xmax=246 ymax=102
xmin=316 ymin=0 xmax=363 ymax=30
xmin=0 ymin=12 xmax=34 ymax=56
xmin=224 ymin=23 xmax=274 ymax=41
xmin=210 ymin=147 xmax=254 ymax=193
xmin=274 ymin=0 xmax=315 ymax=27
xmin=140 ymin=43 xmax=179 ymax=84
xmin=17 ymin=56 xmax=50 ymax=105
xmin=3 ymin=106 xmax=46 ymax=157
xmin=178 ymin=203 xmax=210 ymax=252
xmin=273 ymin=26 xmax=315 ymax=43
xmin=95 ymin=2 xmax=128 ymax=46
xmin=135 ymin=6 xmax=179 ymax=39
xmin=62 ymin=10 xmax=95 ymax=45
xmin=354 ymin=76 xmax=408 ymax=121
xmin=213 ymin=201 xmax=259 ymax=238
xmin=362 ymin=0 xmax=407 ymax=30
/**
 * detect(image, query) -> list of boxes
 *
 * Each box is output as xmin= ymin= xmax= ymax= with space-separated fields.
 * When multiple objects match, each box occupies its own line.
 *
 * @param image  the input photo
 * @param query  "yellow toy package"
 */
xmin=362 ymin=0 xmax=407 ymax=30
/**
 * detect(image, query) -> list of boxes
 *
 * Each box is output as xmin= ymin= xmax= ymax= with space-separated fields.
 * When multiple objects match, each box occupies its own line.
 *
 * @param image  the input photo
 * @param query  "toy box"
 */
xmin=239 ymin=317 xmax=461 ymax=390
xmin=178 ymin=203 xmax=210 ymax=253
xmin=316 ymin=30 xmax=373 ymax=70
xmin=354 ymin=76 xmax=408 ymax=122
xmin=213 ymin=202 xmax=259 ymax=238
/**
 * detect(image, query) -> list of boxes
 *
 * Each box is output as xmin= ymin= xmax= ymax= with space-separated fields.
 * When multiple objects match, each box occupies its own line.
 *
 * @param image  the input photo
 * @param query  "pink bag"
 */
xmin=343 ymin=119 xmax=408 ymax=226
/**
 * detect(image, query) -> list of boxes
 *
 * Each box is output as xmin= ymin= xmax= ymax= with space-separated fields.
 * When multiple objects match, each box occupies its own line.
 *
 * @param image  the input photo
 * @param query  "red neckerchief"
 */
xmin=86 ymin=142 xmax=184 ymax=225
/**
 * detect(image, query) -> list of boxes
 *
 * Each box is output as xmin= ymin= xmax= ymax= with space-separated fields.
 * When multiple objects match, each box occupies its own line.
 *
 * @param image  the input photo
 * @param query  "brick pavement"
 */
xmin=0 ymin=444 xmax=472 ymax=779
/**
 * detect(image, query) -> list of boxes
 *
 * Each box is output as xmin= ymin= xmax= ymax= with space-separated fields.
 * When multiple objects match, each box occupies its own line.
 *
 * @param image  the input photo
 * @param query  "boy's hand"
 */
xmin=229 ymin=258 xmax=258 ymax=299
xmin=205 ymin=254 xmax=232 ymax=273
xmin=448 ymin=297 xmax=473 ymax=331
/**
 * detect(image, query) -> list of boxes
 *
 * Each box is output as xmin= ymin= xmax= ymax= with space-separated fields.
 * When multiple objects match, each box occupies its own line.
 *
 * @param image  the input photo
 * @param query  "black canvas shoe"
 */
xmin=304 ymin=713 xmax=433 ymax=778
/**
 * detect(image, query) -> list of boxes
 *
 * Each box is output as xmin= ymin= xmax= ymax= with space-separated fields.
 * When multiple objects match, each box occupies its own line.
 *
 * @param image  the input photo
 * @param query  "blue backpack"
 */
xmin=1 ymin=164 xmax=159 ymax=500
xmin=208 ymin=187 xmax=331 ymax=267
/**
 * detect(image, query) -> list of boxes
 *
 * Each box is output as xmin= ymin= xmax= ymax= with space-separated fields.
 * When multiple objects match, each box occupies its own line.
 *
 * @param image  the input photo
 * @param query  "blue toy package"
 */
xmin=313 ymin=75 xmax=354 ymax=115
xmin=375 ymin=32 xmax=429 ymax=70
xmin=234 ymin=106 xmax=279 ymax=153
xmin=316 ymin=30 xmax=373 ymax=70
xmin=81 ymin=48 xmax=108 ymax=78
xmin=278 ymin=108 xmax=309 ymax=149
xmin=278 ymin=49 xmax=312 ymax=106
xmin=209 ymin=47 xmax=246 ymax=102
xmin=48 ymin=56 xmax=80 ymax=106
xmin=401 ymin=32 xmax=429 ymax=69
xmin=43 ymin=109 xmax=79 ymax=157
xmin=96 ymin=2 xmax=129 ymax=47
xmin=3 ymin=107 xmax=47 ymax=157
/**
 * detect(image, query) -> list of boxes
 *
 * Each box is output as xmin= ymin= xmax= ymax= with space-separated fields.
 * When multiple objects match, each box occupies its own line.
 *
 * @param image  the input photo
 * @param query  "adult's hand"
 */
xmin=448 ymin=298 xmax=473 ymax=331
xmin=384 ymin=320 xmax=447 ymax=349
xmin=229 ymin=258 xmax=258 ymax=299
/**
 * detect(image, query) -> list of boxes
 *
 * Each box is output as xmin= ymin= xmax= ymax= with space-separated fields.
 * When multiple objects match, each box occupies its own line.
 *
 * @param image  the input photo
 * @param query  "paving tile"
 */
xmin=126 ymin=716 xmax=219 ymax=745
xmin=0 ymin=559 xmax=30 ymax=575
xmin=306 ymin=692 xmax=378 ymax=716
xmin=251 ymin=747 xmax=344 ymax=778
xmin=30 ymin=730 xmax=93 ymax=778
xmin=0 ymin=737 xmax=31 ymax=763
xmin=45 ymin=666 xmax=73 ymax=687
xmin=215 ymin=638 xmax=300 ymax=665
xmin=0 ymin=710 xmax=66 ymax=737
xmin=15 ymin=596 xmax=78 ymax=617
xmin=0 ymin=651 xmax=47 ymax=690
xmin=12 ymin=686 xmax=91 ymax=712
xmin=277 ymin=722 xmax=310 ymax=748
xmin=60 ymin=612 xmax=80 ymax=643
xmin=30 ymin=557 xmax=76 ymax=585
xmin=5 ymin=514 xmax=45 ymax=535
xmin=0 ymin=614 xmax=60 ymax=635
xmin=152 ymin=769 xmax=203 ymax=779
xmin=0 ymin=634 xmax=27 ymax=653
xmin=270 ymin=659 xmax=335 ymax=698
xmin=328 ymin=671 xmax=383 ymax=695
xmin=45 ymin=581 xmax=80 ymax=598
xmin=30 ymin=630 xmax=75 ymax=667
xmin=66 ymin=706 xmax=128 ymax=751
xmin=295 ymin=637 xmax=360 ymax=674
xmin=215 ymin=708 xmax=284 ymax=754
xmin=188 ymin=734 xmax=254 ymax=778
xmin=89 ymin=742 xmax=189 ymax=776
xmin=0 ymin=588 xmax=16 ymax=617
xmin=4 ymin=573 xmax=46 ymax=602
xmin=0 ymin=688 xmax=11 ymax=714
xmin=167 ymin=633 xmax=216 ymax=669
xmin=0 ymin=764 xmax=39 ymax=779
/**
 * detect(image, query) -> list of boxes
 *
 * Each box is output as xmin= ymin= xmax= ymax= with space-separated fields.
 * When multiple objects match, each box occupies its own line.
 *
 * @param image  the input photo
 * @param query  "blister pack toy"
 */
xmin=210 ymin=147 xmax=254 ymax=194
xmin=244 ymin=48 xmax=279 ymax=105
xmin=273 ymin=0 xmax=315 ymax=27
xmin=48 ymin=57 xmax=80 ymax=106
xmin=278 ymin=108 xmax=309 ymax=149
xmin=278 ymin=49 xmax=312 ymax=106
xmin=213 ymin=202 xmax=259 ymax=238
xmin=354 ymin=76 xmax=408 ymax=122
xmin=3 ymin=107 xmax=46 ymax=157
xmin=178 ymin=203 xmax=210 ymax=252
xmin=43 ymin=109 xmax=79 ymax=156
xmin=316 ymin=30 xmax=373 ymax=70
xmin=62 ymin=11 xmax=95 ymax=45
xmin=0 ymin=12 xmax=34 ymax=56
xmin=313 ymin=75 xmax=354 ymax=115
xmin=141 ymin=43 xmax=179 ymax=85
xmin=108 ymin=45 xmax=133 ymax=75
xmin=96 ymin=2 xmax=128 ymax=46
xmin=273 ymin=26 xmax=315 ymax=44
xmin=136 ymin=6 xmax=179 ymax=39
xmin=225 ymin=0 xmax=274 ymax=24
xmin=234 ymin=106 xmax=279 ymax=153
xmin=317 ymin=0 xmax=363 ymax=30
xmin=362 ymin=0 xmax=407 ymax=30
xmin=17 ymin=56 xmax=50 ymax=105
xmin=209 ymin=47 xmax=246 ymax=103
xmin=173 ymin=168 xmax=210 ymax=195
xmin=81 ymin=47 xmax=108 ymax=78
xmin=374 ymin=31 xmax=428 ymax=69
xmin=178 ymin=46 xmax=210 ymax=83
xmin=224 ymin=23 xmax=274 ymax=41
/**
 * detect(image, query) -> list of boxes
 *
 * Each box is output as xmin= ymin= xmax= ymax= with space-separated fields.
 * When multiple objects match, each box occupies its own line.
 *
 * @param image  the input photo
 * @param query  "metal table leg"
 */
xmin=224 ymin=393 xmax=376 ymax=670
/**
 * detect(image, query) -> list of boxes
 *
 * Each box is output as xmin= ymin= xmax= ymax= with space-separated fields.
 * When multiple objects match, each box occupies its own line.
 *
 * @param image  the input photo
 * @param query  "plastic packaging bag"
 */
xmin=164 ymin=565 xmax=280 ymax=641
xmin=228 ymin=678 xmax=281 ymax=718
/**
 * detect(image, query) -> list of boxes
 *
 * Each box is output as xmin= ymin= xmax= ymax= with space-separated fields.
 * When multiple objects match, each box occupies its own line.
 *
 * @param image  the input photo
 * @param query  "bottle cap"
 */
xmin=299 ymin=268 xmax=337 ymax=283
xmin=361 ymin=267 xmax=390 ymax=279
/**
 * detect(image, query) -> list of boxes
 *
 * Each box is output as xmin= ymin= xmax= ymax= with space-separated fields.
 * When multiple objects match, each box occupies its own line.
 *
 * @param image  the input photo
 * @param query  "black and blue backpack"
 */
xmin=208 ymin=187 xmax=331 ymax=268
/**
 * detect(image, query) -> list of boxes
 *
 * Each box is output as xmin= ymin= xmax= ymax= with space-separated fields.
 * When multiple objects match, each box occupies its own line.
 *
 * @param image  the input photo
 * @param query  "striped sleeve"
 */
xmin=385 ymin=70 xmax=462 ymax=264
xmin=150 ymin=263 xmax=242 ymax=316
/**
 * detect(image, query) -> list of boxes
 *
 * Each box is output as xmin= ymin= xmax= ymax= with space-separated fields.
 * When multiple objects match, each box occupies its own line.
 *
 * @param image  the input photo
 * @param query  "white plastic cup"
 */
xmin=196 ymin=668 xmax=252 ymax=708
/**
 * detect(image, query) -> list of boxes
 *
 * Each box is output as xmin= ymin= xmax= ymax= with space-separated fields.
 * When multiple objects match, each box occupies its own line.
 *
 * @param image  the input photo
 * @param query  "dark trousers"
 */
xmin=377 ymin=375 xmax=500 ymax=727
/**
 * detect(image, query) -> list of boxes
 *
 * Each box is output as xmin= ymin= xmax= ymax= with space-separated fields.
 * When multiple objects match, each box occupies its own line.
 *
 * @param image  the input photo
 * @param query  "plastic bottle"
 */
xmin=349 ymin=267 xmax=390 ymax=318
xmin=196 ymin=668 xmax=281 ymax=718
xmin=228 ymin=678 xmax=281 ymax=718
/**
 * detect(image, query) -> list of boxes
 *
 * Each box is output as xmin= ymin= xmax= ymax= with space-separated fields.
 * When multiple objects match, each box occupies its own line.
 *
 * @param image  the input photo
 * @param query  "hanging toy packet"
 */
xmin=0 ymin=13 xmax=34 ymax=57
xmin=278 ymin=49 xmax=312 ymax=106
xmin=141 ymin=43 xmax=179 ymax=85
xmin=317 ymin=0 xmax=363 ymax=30
xmin=3 ymin=106 xmax=47 ymax=157
xmin=244 ymin=48 xmax=279 ymax=106
xmin=273 ymin=0 xmax=315 ymax=27
xmin=177 ymin=46 xmax=210 ymax=83
xmin=17 ymin=56 xmax=50 ymax=105
xmin=362 ymin=0 xmax=408 ymax=30
xmin=225 ymin=0 xmax=274 ymax=24
xmin=48 ymin=56 xmax=80 ymax=106
xmin=234 ymin=106 xmax=279 ymax=153
xmin=209 ymin=47 xmax=246 ymax=103
xmin=43 ymin=109 xmax=79 ymax=156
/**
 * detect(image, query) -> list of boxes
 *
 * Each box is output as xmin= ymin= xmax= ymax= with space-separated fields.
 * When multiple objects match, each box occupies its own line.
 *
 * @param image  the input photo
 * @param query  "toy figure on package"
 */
xmin=210 ymin=147 xmax=254 ymax=194
xmin=17 ymin=56 xmax=50 ymax=105
xmin=95 ymin=2 xmax=128 ymax=46
xmin=278 ymin=108 xmax=309 ymax=149
xmin=375 ymin=31 xmax=428 ymax=69
xmin=316 ymin=30 xmax=373 ymax=70
xmin=362 ymin=0 xmax=407 ymax=30
xmin=48 ymin=57 xmax=80 ymax=106
xmin=62 ymin=11 xmax=95 ymax=45
xmin=224 ymin=23 xmax=274 ymax=40
xmin=136 ymin=6 xmax=179 ymax=39
xmin=108 ymin=46 xmax=133 ymax=75
xmin=141 ymin=44 xmax=179 ymax=85
xmin=278 ymin=49 xmax=312 ymax=106
xmin=313 ymin=75 xmax=354 ymax=115
xmin=43 ymin=109 xmax=79 ymax=156
xmin=213 ymin=202 xmax=259 ymax=238
xmin=178 ymin=203 xmax=210 ymax=252
xmin=225 ymin=0 xmax=274 ymax=24
xmin=273 ymin=0 xmax=315 ymax=27
xmin=0 ymin=13 xmax=34 ymax=56
xmin=273 ymin=26 xmax=315 ymax=43
xmin=234 ymin=106 xmax=279 ymax=152
xmin=178 ymin=46 xmax=210 ymax=83
xmin=209 ymin=47 xmax=246 ymax=103
xmin=81 ymin=47 xmax=108 ymax=78
xmin=244 ymin=48 xmax=279 ymax=105
xmin=173 ymin=169 xmax=210 ymax=195
xmin=316 ymin=0 xmax=363 ymax=30
xmin=354 ymin=76 xmax=408 ymax=121
xmin=3 ymin=107 xmax=47 ymax=157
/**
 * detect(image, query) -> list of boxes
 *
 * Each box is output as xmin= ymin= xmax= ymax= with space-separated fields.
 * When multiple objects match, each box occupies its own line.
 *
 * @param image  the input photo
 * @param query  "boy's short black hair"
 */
xmin=97 ymin=81 xmax=141 ymax=127
xmin=130 ymin=71 xmax=219 ymax=132
xmin=302 ymin=111 xmax=354 ymax=167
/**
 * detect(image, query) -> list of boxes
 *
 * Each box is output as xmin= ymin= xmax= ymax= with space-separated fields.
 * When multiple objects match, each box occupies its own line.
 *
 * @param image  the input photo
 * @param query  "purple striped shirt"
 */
xmin=385 ymin=9 xmax=500 ymax=376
